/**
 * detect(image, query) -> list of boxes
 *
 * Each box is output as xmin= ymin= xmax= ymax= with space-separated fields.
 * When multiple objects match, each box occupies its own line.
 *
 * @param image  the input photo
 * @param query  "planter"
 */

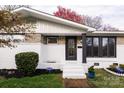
xmin=88 ymin=72 xmax=95 ymax=78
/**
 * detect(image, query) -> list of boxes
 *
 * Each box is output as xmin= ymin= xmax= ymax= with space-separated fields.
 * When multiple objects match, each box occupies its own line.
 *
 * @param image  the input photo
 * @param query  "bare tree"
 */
xmin=0 ymin=5 xmax=30 ymax=11
xmin=0 ymin=6 xmax=35 ymax=47
xmin=83 ymin=15 xmax=103 ymax=30
xmin=100 ymin=24 xmax=119 ymax=31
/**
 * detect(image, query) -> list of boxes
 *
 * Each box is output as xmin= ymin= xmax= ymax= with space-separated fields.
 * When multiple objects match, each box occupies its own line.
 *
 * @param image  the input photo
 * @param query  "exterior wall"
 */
xmin=117 ymin=36 xmax=124 ymax=65
xmin=1 ymin=35 xmax=124 ymax=70
xmin=87 ymin=58 xmax=117 ymax=68
xmin=0 ymin=18 xmax=86 ymax=70
xmin=0 ymin=33 xmax=42 ymax=69
xmin=0 ymin=35 xmax=83 ymax=70
xmin=25 ymin=34 xmax=42 ymax=43
xmin=1 ymin=18 xmax=124 ymax=71
xmin=36 ymin=20 xmax=86 ymax=35
xmin=0 ymin=43 xmax=41 ymax=69
xmin=40 ymin=36 xmax=83 ymax=70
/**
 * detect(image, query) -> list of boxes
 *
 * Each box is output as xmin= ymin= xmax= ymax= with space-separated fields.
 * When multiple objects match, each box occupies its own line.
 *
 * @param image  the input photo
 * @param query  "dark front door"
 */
xmin=66 ymin=37 xmax=77 ymax=60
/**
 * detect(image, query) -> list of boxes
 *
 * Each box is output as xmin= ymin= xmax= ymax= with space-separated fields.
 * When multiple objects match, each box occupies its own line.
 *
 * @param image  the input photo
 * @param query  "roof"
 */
xmin=87 ymin=30 xmax=124 ymax=36
xmin=13 ymin=7 xmax=96 ymax=31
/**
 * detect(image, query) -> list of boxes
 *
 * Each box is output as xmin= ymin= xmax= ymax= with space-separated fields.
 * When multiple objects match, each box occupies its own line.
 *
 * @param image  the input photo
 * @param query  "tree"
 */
xmin=54 ymin=6 xmax=119 ymax=31
xmin=0 ymin=6 xmax=35 ymax=47
xmin=54 ymin=6 xmax=85 ymax=24
xmin=0 ymin=5 xmax=30 ymax=11
xmin=100 ymin=24 xmax=119 ymax=31
xmin=83 ymin=15 xmax=103 ymax=30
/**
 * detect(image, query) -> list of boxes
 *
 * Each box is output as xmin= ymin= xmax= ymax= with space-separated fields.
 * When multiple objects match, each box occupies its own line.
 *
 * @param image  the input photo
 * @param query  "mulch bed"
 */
xmin=0 ymin=69 xmax=62 ymax=78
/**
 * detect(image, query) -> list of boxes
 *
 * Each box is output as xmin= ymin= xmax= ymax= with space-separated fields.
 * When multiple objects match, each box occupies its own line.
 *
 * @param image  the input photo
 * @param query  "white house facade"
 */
xmin=0 ymin=7 xmax=124 ymax=78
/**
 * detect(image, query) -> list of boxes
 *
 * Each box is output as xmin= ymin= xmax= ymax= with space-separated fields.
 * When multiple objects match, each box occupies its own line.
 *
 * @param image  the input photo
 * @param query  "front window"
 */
xmin=86 ymin=37 xmax=116 ymax=57
xmin=86 ymin=37 xmax=92 ymax=57
xmin=47 ymin=37 xmax=58 ymax=44
xmin=93 ymin=37 xmax=99 ymax=57
xmin=102 ymin=38 xmax=108 ymax=57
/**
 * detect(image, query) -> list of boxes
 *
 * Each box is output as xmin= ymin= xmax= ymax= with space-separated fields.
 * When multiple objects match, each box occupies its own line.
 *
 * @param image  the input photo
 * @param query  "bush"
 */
xmin=109 ymin=65 xmax=117 ymax=71
xmin=119 ymin=64 xmax=124 ymax=69
xmin=15 ymin=52 xmax=39 ymax=76
xmin=88 ymin=66 xmax=95 ymax=73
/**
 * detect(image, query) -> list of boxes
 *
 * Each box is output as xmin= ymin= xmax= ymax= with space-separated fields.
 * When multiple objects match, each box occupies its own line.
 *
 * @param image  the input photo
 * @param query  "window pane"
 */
xmin=93 ymin=37 xmax=99 ymax=57
xmin=102 ymin=38 xmax=108 ymax=57
xmin=108 ymin=38 xmax=115 ymax=57
xmin=86 ymin=37 xmax=92 ymax=57
xmin=66 ymin=37 xmax=76 ymax=60
xmin=68 ymin=39 xmax=75 ymax=57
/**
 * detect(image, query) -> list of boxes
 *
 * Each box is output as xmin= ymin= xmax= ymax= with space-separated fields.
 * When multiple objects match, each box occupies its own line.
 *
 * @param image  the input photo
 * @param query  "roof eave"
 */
xmin=13 ymin=7 xmax=96 ymax=31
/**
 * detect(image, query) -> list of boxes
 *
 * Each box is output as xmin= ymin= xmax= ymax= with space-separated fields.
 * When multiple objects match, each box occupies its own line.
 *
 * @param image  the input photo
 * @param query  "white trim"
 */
xmin=87 ymin=31 xmax=124 ymax=36
xmin=13 ymin=7 xmax=96 ymax=31
xmin=104 ymin=68 xmax=124 ymax=76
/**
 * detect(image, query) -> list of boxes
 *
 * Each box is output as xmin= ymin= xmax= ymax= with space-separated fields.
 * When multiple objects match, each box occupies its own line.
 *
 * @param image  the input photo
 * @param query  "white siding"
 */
xmin=36 ymin=20 xmax=85 ymax=35
xmin=117 ymin=45 xmax=124 ymax=64
xmin=87 ymin=58 xmax=117 ymax=68
xmin=0 ymin=43 xmax=41 ymax=69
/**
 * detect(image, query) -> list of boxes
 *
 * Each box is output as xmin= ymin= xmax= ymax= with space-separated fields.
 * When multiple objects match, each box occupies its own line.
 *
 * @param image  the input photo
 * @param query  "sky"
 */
xmin=32 ymin=5 xmax=124 ymax=30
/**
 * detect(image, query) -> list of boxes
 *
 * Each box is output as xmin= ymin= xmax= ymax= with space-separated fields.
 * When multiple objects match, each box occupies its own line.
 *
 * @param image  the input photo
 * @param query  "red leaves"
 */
xmin=54 ymin=6 xmax=84 ymax=24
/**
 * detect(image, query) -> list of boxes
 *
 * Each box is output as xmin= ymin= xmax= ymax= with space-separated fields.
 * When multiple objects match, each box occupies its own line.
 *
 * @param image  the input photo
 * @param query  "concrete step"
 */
xmin=63 ymin=63 xmax=86 ymax=79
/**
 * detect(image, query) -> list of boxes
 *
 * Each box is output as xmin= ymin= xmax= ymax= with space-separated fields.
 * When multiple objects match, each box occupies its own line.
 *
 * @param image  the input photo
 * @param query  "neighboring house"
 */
xmin=0 ymin=7 xmax=124 ymax=78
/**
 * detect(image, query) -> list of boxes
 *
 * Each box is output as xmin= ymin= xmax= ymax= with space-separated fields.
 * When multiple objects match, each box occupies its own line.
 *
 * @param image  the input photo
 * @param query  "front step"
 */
xmin=63 ymin=63 xmax=86 ymax=79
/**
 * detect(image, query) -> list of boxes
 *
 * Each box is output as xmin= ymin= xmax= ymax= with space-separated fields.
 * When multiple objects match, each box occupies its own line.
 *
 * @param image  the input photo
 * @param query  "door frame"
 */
xmin=65 ymin=36 xmax=77 ymax=60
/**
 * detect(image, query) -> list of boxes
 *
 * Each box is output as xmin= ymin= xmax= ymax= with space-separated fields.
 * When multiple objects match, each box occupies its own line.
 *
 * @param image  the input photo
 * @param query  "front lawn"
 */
xmin=88 ymin=69 xmax=124 ymax=88
xmin=0 ymin=74 xmax=64 ymax=88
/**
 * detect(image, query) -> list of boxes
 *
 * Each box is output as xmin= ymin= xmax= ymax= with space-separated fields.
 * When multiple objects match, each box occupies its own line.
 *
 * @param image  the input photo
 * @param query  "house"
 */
xmin=0 ymin=7 xmax=124 ymax=78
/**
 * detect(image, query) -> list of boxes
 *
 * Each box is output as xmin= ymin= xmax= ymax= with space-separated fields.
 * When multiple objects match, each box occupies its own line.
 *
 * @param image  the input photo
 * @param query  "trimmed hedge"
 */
xmin=15 ymin=52 xmax=39 ymax=76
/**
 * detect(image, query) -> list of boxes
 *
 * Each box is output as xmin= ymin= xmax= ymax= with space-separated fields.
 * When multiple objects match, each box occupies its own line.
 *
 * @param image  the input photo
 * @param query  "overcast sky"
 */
xmin=32 ymin=5 xmax=124 ymax=30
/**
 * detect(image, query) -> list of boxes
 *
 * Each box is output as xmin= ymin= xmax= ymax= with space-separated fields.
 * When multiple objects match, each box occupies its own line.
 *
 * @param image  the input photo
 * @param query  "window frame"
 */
xmin=47 ymin=36 xmax=58 ymax=44
xmin=86 ymin=36 xmax=116 ymax=58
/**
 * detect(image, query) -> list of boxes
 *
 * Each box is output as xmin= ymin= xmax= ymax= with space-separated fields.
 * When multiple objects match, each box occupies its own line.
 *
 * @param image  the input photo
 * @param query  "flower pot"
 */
xmin=88 ymin=72 xmax=95 ymax=78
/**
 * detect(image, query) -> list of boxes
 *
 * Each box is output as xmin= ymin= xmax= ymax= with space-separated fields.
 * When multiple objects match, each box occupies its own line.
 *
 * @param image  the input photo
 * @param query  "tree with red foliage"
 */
xmin=54 ymin=6 xmax=84 ymax=24
xmin=54 ymin=6 xmax=119 ymax=31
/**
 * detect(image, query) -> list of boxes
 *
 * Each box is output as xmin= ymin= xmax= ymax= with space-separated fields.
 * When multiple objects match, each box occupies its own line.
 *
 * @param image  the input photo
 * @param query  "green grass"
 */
xmin=0 ymin=74 xmax=64 ymax=88
xmin=88 ymin=69 xmax=124 ymax=88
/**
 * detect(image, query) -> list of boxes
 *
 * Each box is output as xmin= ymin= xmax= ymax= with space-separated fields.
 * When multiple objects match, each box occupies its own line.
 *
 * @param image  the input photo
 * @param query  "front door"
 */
xmin=66 ymin=37 xmax=77 ymax=60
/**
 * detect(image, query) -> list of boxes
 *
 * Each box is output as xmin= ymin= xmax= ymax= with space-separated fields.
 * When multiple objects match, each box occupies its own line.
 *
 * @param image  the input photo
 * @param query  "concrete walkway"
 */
xmin=64 ymin=79 xmax=92 ymax=88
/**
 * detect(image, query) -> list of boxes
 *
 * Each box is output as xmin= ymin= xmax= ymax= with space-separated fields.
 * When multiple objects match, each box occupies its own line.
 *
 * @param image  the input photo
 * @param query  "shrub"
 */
xmin=15 ymin=52 xmax=39 ymax=76
xmin=113 ymin=63 xmax=118 ymax=66
xmin=119 ymin=64 xmax=124 ymax=69
xmin=88 ymin=66 xmax=95 ymax=73
xmin=109 ymin=65 xmax=117 ymax=71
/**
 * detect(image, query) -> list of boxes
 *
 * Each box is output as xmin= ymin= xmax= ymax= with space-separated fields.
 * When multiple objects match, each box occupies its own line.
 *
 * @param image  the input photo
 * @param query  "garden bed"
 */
xmin=104 ymin=64 xmax=124 ymax=76
xmin=0 ymin=69 xmax=62 ymax=78
xmin=104 ymin=68 xmax=124 ymax=76
xmin=88 ymin=69 xmax=124 ymax=88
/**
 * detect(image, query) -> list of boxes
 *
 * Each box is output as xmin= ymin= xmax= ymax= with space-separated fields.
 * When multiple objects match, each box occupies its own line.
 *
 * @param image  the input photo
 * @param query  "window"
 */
xmin=108 ymin=37 xmax=116 ymax=57
xmin=86 ymin=37 xmax=92 ymax=57
xmin=86 ymin=37 xmax=116 ymax=57
xmin=93 ymin=37 xmax=99 ymax=57
xmin=47 ymin=37 xmax=58 ymax=44
xmin=102 ymin=38 xmax=108 ymax=57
